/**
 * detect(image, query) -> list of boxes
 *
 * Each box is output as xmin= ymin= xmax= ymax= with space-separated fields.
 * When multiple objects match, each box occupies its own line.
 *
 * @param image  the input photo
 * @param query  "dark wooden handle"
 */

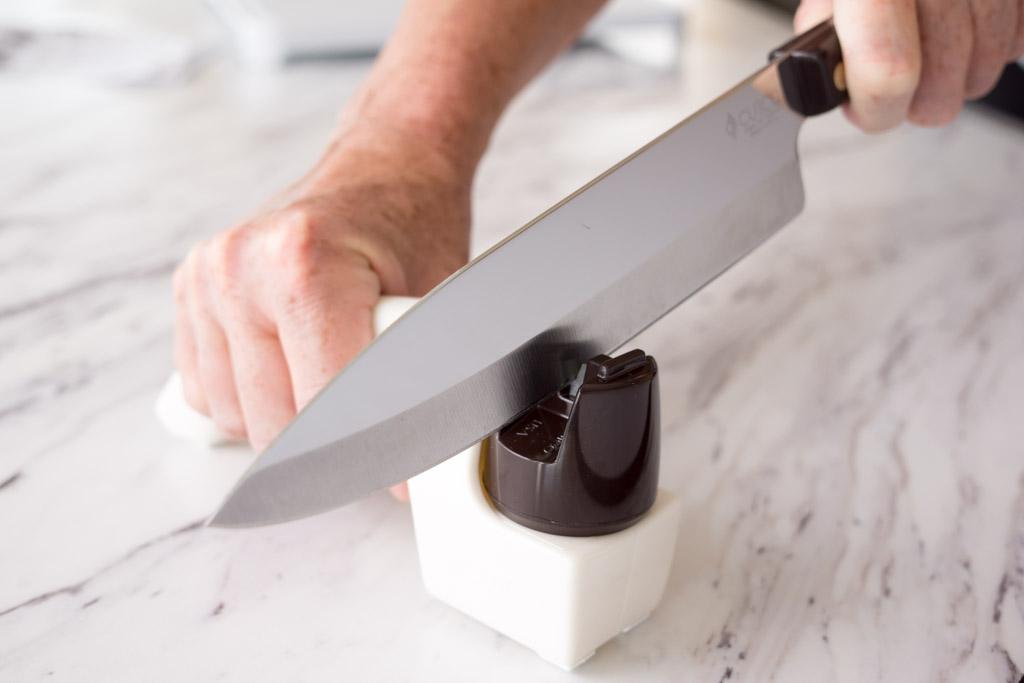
xmin=769 ymin=19 xmax=848 ymax=116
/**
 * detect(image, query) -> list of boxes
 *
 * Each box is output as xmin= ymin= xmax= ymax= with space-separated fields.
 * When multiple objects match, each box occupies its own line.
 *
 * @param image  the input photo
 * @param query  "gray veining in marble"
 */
xmin=1 ymin=1 xmax=1023 ymax=680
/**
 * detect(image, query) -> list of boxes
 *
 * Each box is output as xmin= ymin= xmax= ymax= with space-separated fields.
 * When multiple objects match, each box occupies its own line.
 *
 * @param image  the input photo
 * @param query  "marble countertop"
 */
xmin=2 ymin=2 xmax=1023 ymax=681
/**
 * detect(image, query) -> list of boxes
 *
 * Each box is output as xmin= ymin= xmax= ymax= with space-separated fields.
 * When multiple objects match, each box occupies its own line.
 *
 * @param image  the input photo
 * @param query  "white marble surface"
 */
xmin=2 ymin=1 xmax=1024 ymax=680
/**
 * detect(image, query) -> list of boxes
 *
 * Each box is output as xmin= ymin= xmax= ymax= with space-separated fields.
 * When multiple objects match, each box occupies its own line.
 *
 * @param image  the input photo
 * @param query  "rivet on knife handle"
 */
xmin=769 ymin=18 xmax=848 ymax=117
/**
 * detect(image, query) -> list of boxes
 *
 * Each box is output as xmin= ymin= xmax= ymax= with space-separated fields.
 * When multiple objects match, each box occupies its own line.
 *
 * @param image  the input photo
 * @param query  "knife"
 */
xmin=211 ymin=20 xmax=847 ymax=527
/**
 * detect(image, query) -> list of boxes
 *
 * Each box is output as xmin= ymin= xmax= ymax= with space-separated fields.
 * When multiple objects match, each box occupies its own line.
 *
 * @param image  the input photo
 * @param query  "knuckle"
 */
xmin=204 ymin=231 xmax=247 ymax=297
xmin=273 ymin=209 xmax=320 ymax=286
xmin=853 ymin=54 xmax=920 ymax=102
xmin=845 ymin=43 xmax=922 ymax=132
xmin=210 ymin=232 xmax=243 ymax=275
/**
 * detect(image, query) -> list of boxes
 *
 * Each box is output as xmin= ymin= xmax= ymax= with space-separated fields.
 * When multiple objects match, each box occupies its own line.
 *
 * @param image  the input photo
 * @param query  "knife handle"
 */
xmin=769 ymin=18 xmax=848 ymax=116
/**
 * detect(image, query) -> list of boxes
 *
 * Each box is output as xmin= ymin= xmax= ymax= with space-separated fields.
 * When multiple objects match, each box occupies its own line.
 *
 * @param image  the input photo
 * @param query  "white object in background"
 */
xmin=0 ymin=4 xmax=208 ymax=86
xmin=155 ymin=296 xmax=419 ymax=446
xmin=205 ymin=0 xmax=406 ymax=67
xmin=205 ymin=0 xmax=681 ymax=69
xmin=408 ymin=445 xmax=683 ymax=670
xmin=155 ymin=372 xmax=234 ymax=446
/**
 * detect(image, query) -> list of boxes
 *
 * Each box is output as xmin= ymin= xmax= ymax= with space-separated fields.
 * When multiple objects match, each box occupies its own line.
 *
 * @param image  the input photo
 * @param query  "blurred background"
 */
xmin=1 ymin=0 xmax=1019 ymax=105
xmin=0 ymin=0 xmax=687 ymax=84
xmin=3 ymin=2 xmax=1024 ymax=680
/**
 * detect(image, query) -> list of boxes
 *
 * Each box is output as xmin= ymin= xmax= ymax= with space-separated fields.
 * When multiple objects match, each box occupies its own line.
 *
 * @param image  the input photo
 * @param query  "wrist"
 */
xmin=339 ymin=114 xmax=479 ymax=185
xmin=336 ymin=99 xmax=491 ymax=185
xmin=296 ymin=115 xmax=474 ymax=204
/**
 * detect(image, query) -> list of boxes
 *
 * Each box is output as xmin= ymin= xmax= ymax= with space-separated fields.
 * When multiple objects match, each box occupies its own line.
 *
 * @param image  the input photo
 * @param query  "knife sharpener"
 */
xmin=482 ymin=349 xmax=661 ymax=536
xmin=408 ymin=349 xmax=681 ymax=670
xmin=158 ymin=298 xmax=683 ymax=668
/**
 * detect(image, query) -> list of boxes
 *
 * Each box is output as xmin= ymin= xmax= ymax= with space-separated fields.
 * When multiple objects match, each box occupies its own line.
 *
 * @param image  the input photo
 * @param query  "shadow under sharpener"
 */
xmin=408 ymin=349 xmax=682 ymax=670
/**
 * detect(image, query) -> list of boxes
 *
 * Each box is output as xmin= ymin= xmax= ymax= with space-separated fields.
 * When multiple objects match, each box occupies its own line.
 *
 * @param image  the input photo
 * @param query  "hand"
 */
xmin=796 ymin=0 xmax=1024 ymax=131
xmin=173 ymin=125 xmax=470 ymax=460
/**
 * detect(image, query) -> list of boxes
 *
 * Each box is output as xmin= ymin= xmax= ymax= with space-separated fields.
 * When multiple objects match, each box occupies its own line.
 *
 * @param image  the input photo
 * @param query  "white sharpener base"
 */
xmin=408 ymin=445 xmax=682 ymax=670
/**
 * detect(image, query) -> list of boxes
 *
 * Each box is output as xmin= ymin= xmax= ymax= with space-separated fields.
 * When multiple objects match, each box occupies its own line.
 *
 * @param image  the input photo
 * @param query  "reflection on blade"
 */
xmin=212 ymin=65 xmax=805 ymax=527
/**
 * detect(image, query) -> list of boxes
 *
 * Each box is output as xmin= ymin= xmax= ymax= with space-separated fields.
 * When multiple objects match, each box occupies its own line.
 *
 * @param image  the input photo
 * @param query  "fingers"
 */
xmin=804 ymin=0 xmax=1024 ymax=131
xmin=172 ymin=213 xmax=383 ymax=452
xmin=222 ymin=320 xmax=296 ymax=452
xmin=173 ymin=264 xmax=207 ymax=415
xmin=175 ymin=234 xmax=296 ymax=449
xmin=268 ymin=219 xmax=379 ymax=411
xmin=907 ymin=0 xmax=974 ymax=125
xmin=275 ymin=281 xmax=377 ymax=411
xmin=965 ymin=0 xmax=1018 ymax=97
xmin=184 ymin=245 xmax=247 ymax=441
xmin=833 ymin=0 xmax=922 ymax=132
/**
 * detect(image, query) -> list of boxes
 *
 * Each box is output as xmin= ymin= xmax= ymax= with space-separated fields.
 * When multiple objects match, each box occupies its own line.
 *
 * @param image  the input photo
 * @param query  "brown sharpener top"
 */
xmin=482 ymin=349 xmax=659 ymax=537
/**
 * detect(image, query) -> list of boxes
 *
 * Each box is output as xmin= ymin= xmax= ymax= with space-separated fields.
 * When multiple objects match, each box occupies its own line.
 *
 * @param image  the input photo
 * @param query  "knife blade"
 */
xmin=211 ymin=20 xmax=846 ymax=527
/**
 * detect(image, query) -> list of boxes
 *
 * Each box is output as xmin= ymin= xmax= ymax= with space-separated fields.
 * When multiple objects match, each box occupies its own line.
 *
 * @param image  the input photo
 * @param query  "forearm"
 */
xmin=321 ymin=0 xmax=608 ymax=179
xmin=283 ymin=1 xmax=606 ymax=298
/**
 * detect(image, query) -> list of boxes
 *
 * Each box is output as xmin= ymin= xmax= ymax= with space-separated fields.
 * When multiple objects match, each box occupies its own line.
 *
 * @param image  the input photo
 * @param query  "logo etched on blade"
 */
xmin=727 ymin=96 xmax=781 ymax=140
